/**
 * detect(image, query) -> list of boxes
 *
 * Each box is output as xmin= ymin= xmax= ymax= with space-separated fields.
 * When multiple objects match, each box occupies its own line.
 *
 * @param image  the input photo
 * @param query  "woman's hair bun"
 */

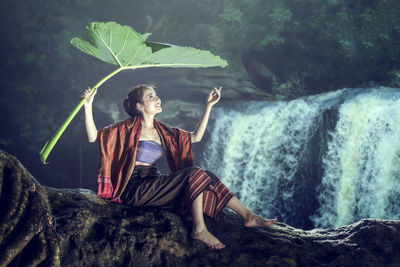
xmin=123 ymin=98 xmax=132 ymax=117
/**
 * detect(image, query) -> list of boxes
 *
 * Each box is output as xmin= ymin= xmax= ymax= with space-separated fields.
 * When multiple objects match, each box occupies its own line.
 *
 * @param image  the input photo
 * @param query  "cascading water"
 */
xmin=200 ymin=87 xmax=400 ymax=229
xmin=312 ymin=90 xmax=400 ymax=228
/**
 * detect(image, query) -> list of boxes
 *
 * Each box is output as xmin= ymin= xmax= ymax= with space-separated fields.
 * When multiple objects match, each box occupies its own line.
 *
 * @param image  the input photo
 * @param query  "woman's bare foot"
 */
xmin=244 ymin=212 xmax=277 ymax=228
xmin=191 ymin=228 xmax=226 ymax=250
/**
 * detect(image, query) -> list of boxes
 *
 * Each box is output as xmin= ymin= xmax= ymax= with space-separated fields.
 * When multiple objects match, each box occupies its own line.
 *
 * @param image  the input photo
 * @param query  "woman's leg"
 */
xmin=226 ymin=196 xmax=277 ymax=227
xmin=190 ymin=192 xmax=225 ymax=250
xmin=203 ymin=170 xmax=277 ymax=227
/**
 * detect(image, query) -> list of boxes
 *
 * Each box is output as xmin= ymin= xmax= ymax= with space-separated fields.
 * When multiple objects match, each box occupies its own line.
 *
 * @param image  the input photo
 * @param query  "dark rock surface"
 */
xmin=0 ymin=150 xmax=59 ymax=266
xmin=1 ymin=149 xmax=400 ymax=266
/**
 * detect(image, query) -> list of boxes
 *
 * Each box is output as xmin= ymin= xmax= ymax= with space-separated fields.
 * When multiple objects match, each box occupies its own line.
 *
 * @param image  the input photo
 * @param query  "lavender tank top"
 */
xmin=135 ymin=140 xmax=163 ymax=164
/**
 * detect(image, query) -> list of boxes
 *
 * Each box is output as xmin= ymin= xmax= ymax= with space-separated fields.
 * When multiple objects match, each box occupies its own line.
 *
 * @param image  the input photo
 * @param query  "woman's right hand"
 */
xmin=81 ymin=87 xmax=97 ymax=107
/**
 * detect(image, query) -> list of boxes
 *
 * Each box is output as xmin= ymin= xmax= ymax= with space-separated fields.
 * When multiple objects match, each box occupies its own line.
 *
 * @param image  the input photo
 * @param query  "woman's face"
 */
xmin=137 ymin=87 xmax=162 ymax=115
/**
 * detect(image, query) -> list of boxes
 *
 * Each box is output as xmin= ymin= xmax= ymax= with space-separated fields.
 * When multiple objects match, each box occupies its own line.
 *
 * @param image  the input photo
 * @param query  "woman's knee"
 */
xmin=185 ymin=167 xmax=220 ymax=183
xmin=184 ymin=166 xmax=219 ymax=178
xmin=186 ymin=166 xmax=203 ymax=173
xmin=183 ymin=166 xmax=208 ymax=178
xmin=204 ymin=170 xmax=220 ymax=182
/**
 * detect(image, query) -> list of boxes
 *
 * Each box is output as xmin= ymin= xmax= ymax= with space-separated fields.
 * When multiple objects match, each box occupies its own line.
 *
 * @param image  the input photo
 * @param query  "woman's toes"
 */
xmin=210 ymin=241 xmax=225 ymax=250
xmin=192 ymin=229 xmax=225 ymax=250
xmin=215 ymin=242 xmax=225 ymax=250
xmin=244 ymin=214 xmax=277 ymax=228
xmin=263 ymin=219 xmax=276 ymax=227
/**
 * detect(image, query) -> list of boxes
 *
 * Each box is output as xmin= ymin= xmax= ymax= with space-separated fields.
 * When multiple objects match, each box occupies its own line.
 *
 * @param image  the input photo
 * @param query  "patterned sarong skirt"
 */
xmin=120 ymin=165 xmax=234 ymax=219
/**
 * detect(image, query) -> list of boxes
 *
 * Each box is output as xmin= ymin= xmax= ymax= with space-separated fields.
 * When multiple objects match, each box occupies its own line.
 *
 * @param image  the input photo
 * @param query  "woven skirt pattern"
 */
xmin=120 ymin=165 xmax=234 ymax=219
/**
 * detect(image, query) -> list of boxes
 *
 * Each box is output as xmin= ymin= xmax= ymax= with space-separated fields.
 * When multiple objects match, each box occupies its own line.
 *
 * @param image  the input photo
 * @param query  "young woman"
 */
xmin=81 ymin=84 xmax=277 ymax=250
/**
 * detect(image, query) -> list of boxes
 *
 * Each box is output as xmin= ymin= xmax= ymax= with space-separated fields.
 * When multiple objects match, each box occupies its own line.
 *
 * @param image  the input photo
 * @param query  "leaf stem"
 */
xmin=39 ymin=67 xmax=125 ymax=164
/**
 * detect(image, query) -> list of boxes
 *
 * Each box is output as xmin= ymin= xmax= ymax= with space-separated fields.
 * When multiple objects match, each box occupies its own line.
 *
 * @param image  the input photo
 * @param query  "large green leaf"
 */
xmin=71 ymin=21 xmax=227 ymax=68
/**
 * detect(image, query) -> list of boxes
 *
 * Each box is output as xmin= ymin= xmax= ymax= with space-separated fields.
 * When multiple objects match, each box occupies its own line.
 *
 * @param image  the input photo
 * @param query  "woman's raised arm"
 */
xmin=81 ymin=87 xmax=98 ymax=142
xmin=191 ymin=87 xmax=222 ymax=143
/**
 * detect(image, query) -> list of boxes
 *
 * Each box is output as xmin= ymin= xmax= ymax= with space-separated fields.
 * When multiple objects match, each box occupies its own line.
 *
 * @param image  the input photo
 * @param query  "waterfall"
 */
xmin=200 ymin=87 xmax=400 ymax=228
xmin=201 ymin=97 xmax=320 ymax=221
xmin=312 ymin=90 xmax=400 ymax=228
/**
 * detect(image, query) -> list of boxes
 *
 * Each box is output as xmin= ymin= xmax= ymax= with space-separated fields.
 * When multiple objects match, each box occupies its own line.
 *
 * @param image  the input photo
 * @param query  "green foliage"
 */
xmin=283 ymin=257 xmax=297 ymax=267
xmin=274 ymin=0 xmax=400 ymax=93
xmin=163 ymin=0 xmax=400 ymax=95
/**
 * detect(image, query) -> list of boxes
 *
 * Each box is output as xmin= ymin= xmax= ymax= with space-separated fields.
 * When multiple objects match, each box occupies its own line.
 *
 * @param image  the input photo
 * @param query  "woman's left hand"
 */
xmin=206 ymin=86 xmax=222 ymax=108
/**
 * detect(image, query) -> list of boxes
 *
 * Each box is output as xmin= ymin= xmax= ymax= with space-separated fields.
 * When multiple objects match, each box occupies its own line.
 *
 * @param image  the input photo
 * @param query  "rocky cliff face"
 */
xmin=1 ymin=149 xmax=400 ymax=266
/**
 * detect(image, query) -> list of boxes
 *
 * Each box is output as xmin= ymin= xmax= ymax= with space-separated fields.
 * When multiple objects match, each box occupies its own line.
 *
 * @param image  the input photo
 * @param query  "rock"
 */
xmin=156 ymin=100 xmax=203 ymax=130
xmin=0 ymin=150 xmax=60 ymax=266
xmin=1 ymin=149 xmax=400 ymax=266
xmin=141 ymin=66 xmax=272 ymax=102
